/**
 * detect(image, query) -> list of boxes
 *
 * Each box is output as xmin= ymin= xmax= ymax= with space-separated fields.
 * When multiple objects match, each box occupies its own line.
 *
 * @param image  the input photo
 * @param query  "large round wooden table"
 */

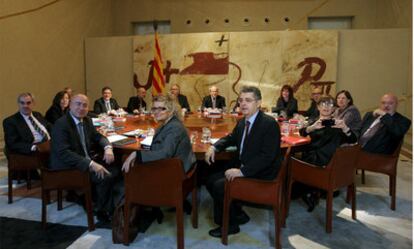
xmin=111 ymin=113 xmax=310 ymax=160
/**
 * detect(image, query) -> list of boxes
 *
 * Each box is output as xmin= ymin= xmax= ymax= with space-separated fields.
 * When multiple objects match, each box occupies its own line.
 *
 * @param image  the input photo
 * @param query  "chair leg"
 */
xmin=84 ymin=189 xmax=95 ymax=231
xmin=191 ymin=188 xmax=198 ymax=228
xmin=390 ymin=175 xmax=396 ymax=211
xmin=221 ymin=193 xmax=231 ymax=245
xmin=346 ymin=185 xmax=351 ymax=204
xmin=285 ymin=178 xmax=294 ymax=217
xmin=361 ymin=170 xmax=365 ymax=184
xmin=26 ymin=169 xmax=32 ymax=190
xmin=42 ymin=189 xmax=48 ymax=230
xmin=123 ymin=202 xmax=130 ymax=245
xmin=326 ymin=190 xmax=333 ymax=233
xmin=273 ymin=206 xmax=281 ymax=249
xmin=351 ymin=184 xmax=356 ymax=220
xmin=57 ymin=190 xmax=63 ymax=211
xmin=176 ymin=202 xmax=184 ymax=249
xmin=8 ymin=170 xmax=13 ymax=204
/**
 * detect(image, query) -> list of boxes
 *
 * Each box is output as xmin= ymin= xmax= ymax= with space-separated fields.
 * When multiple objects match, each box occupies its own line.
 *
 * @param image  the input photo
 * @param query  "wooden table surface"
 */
xmin=111 ymin=113 xmax=310 ymax=160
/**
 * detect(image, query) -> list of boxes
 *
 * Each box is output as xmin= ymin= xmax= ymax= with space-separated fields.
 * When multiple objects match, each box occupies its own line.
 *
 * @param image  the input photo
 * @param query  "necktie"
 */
xmin=359 ymin=119 xmax=383 ymax=147
xmin=212 ymin=97 xmax=216 ymax=109
xmin=77 ymin=122 xmax=90 ymax=159
xmin=28 ymin=116 xmax=48 ymax=142
xmin=106 ymin=101 xmax=111 ymax=112
xmin=240 ymin=120 xmax=251 ymax=155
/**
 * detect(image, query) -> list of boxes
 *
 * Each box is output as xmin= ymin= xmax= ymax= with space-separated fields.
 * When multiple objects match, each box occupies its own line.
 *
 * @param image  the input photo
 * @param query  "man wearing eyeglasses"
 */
xmin=204 ymin=86 xmax=281 ymax=238
xmin=3 ymin=93 xmax=51 ymax=155
xmin=201 ymin=85 xmax=226 ymax=111
xmin=359 ymin=93 xmax=411 ymax=154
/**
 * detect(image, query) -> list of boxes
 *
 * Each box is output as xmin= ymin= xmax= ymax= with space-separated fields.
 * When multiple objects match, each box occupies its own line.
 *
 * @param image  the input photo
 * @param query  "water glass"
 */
xmin=201 ymin=127 xmax=211 ymax=144
xmin=190 ymin=131 xmax=198 ymax=144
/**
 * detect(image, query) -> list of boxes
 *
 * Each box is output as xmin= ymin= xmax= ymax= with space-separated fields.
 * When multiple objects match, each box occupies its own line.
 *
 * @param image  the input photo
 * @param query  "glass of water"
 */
xmin=201 ymin=127 xmax=211 ymax=144
xmin=190 ymin=131 xmax=198 ymax=144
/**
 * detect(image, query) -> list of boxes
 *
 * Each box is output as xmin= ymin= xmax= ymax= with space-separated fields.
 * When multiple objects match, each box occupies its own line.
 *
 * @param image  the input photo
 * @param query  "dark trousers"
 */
xmin=90 ymin=164 xmax=121 ymax=215
xmin=205 ymin=170 xmax=240 ymax=227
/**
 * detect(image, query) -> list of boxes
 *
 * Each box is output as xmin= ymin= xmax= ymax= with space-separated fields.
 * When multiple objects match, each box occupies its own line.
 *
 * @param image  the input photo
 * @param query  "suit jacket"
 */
xmin=137 ymin=115 xmax=196 ymax=172
xmin=333 ymin=105 xmax=362 ymax=136
xmin=304 ymin=100 xmax=319 ymax=123
xmin=3 ymin=111 xmax=51 ymax=155
xmin=45 ymin=105 xmax=68 ymax=124
xmin=299 ymin=125 xmax=357 ymax=166
xmin=93 ymin=97 xmax=120 ymax=114
xmin=127 ymin=96 xmax=147 ymax=113
xmin=214 ymin=111 xmax=282 ymax=180
xmin=50 ymin=113 xmax=110 ymax=171
xmin=177 ymin=94 xmax=190 ymax=111
xmin=273 ymin=97 xmax=298 ymax=118
xmin=359 ymin=112 xmax=411 ymax=154
xmin=201 ymin=95 xmax=226 ymax=110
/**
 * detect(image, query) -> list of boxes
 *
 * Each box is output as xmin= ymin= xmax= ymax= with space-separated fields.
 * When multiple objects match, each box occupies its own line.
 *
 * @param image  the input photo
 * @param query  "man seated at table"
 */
xmin=127 ymin=87 xmax=147 ymax=114
xmin=359 ymin=93 xmax=411 ymax=154
xmin=93 ymin=86 xmax=120 ymax=115
xmin=50 ymin=94 xmax=120 ymax=225
xmin=304 ymin=87 xmax=322 ymax=123
xmin=201 ymin=86 xmax=226 ymax=112
xmin=3 ymin=93 xmax=51 ymax=179
xmin=170 ymin=83 xmax=191 ymax=112
xmin=204 ymin=86 xmax=281 ymax=237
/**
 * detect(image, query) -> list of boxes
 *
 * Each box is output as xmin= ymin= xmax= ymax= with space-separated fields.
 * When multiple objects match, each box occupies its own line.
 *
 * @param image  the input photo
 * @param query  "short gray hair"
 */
xmin=240 ymin=86 xmax=262 ymax=100
xmin=17 ymin=92 xmax=34 ymax=102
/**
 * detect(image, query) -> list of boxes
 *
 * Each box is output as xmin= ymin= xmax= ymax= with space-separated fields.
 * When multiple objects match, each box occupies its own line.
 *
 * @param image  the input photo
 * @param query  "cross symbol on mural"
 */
xmin=215 ymin=34 xmax=228 ymax=47
xmin=163 ymin=60 xmax=180 ymax=83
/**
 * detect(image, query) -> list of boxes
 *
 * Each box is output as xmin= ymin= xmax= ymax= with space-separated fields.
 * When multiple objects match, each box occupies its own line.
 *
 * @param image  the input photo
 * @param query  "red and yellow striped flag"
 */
xmin=151 ymin=32 xmax=165 ymax=96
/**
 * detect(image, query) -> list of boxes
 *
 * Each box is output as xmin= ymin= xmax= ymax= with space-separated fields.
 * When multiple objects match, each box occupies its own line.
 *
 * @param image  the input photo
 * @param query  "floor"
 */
xmin=0 ymin=156 xmax=411 ymax=249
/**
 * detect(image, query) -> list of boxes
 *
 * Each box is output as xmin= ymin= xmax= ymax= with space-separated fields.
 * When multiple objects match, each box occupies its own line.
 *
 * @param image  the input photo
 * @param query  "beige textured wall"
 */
xmin=111 ymin=0 xmax=411 ymax=35
xmin=0 ymin=0 xmax=112 ymax=139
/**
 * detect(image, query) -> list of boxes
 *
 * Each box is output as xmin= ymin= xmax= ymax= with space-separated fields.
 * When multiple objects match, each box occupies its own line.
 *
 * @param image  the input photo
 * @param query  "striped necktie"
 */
xmin=77 ymin=122 xmax=90 ymax=159
xmin=28 ymin=116 xmax=48 ymax=142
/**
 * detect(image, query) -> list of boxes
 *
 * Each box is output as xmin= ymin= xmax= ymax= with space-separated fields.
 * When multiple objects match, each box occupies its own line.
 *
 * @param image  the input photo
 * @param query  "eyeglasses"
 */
xmin=319 ymin=102 xmax=334 ymax=108
xmin=238 ymin=98 xmax=257 ymax=104
xmin=19 ymin=101 xmax=32 ymax=105
xmin=151 ymin=107 xmax=168 ymax=112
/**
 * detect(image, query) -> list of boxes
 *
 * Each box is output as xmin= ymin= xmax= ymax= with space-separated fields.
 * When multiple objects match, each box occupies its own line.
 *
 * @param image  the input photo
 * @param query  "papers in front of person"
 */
xmin=92 ymin=118 xmax=105 ymax=126
xmin=140 ymin=136 xmax=153 ymax=149
xmin=210 ymin=138 xmax=220 ymax=145
xmin=123 ymin=129 xmax=145 ymax=138
xmin=107 ymin=134 xmax=128 ymax=143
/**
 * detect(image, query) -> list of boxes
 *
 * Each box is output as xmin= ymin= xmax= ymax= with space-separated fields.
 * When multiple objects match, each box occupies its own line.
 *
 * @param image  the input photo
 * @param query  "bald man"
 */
xmin=359 ymin=93 xmax=411 ymax=154
xmin=50 ymin=94 xmax=120 ymax=223
xmin=201 ymin=86 xmax=226 ymax=111
xmin=127 ymin=87 xmax=147 ymax=113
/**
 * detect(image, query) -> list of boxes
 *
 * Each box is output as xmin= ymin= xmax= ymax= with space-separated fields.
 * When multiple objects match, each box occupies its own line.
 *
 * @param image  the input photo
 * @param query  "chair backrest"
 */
xmin=124 ymin=157 xmax=186 ymax=206
xmin=327 ymin=145 xmax=360 ymax=188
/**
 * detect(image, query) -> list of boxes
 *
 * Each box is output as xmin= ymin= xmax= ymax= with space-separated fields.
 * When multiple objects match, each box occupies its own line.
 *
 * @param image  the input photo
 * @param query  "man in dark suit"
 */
xmin=93 ymin=86 xmax=120 ymax=114
xmin=201 ymin=86 xmax=226 ymax=111
xmin=204 ymin=86 xmax=281 ymax=237
xmin=50 ymin=94 xmax=119 ymax=223
xmin=170 ymin=84 xmax=191 ymax=112
xmin=3 ymin=92 xmax=51 ymax=155
xmin=127 ymin=87 xmax=147 ymax=114
xmin=359 ymin=93 xmax=411 ymax=154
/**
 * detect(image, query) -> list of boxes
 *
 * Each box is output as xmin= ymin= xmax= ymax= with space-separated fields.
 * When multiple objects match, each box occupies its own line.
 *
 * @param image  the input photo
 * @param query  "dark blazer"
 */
xmin=3 ymin=111 xmax=51 ymax=155
xmin=359 ymin=112 xmax=411 ymax=154
xmin=93 ymin=97 xmax=120 ymax=114
xmin=273 ymin=97 xmax=298 ymax=118
xmin=45 ymin=105 xmax=68 ymax=124
xmin=214 ymin=111 xmax=282 ymax=180
xmin=127 ymin=96 xmax=147 ymax=113
xmin=177 ymin=94 xmax=190 ymax=111
xmin=136 ymin=115 xmax=196 ymax=172
xmin=299 ymin=125 xmax=357 ymax=167
xmin=50 ymin=113 xmax=110 ymax=171
xmin=304 ymin=100 xmax=319 ymax=123
xmin=201 ymin=95 xmax=226 ymax=110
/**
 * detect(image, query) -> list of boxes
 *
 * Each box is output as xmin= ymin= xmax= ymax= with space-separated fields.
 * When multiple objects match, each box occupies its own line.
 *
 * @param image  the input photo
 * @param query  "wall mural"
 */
xmin=133 ymin=30 xmax=338 ymax=111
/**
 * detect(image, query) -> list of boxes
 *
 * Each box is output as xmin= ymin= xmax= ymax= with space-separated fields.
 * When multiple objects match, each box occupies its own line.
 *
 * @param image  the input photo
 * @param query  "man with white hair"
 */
xmin=359 ymin=93 xmax=411 ymax=154
xmin=201 ymin=86 xmax=226 ymax=111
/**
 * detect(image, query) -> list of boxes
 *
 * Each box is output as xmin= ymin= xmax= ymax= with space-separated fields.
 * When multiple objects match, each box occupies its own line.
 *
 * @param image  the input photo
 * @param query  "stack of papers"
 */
xmin=107 ymin=134 xmax=128 ymax=143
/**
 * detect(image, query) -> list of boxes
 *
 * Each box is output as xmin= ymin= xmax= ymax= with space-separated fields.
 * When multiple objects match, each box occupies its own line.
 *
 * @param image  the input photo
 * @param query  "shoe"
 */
xmin=96 ymin=210 xmax=111 ymax=223
xmin=320 ymin=190 xmax=341 ymax=199
xmin=235 ymin=210 xmax=250 ymax=225
xmin=302 ymin=193 xmax=318 ymax=212
xmin=208 ymin=225 xmax=240 ymax=238
xmin=167 ymin=200 xmax=192 ymax=215
xmin=66 ymin=191 xmax=86 ymax=210
xmin=152 ymin=208 xmax=164 ymax=224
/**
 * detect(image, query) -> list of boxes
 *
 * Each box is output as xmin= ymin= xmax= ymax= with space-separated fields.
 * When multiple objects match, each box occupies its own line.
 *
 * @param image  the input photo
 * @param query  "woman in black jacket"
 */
xmin=273 ymin=84 xmax=298 ymax=118
xmin=45 ymin=91 xmax=70 ymax=124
